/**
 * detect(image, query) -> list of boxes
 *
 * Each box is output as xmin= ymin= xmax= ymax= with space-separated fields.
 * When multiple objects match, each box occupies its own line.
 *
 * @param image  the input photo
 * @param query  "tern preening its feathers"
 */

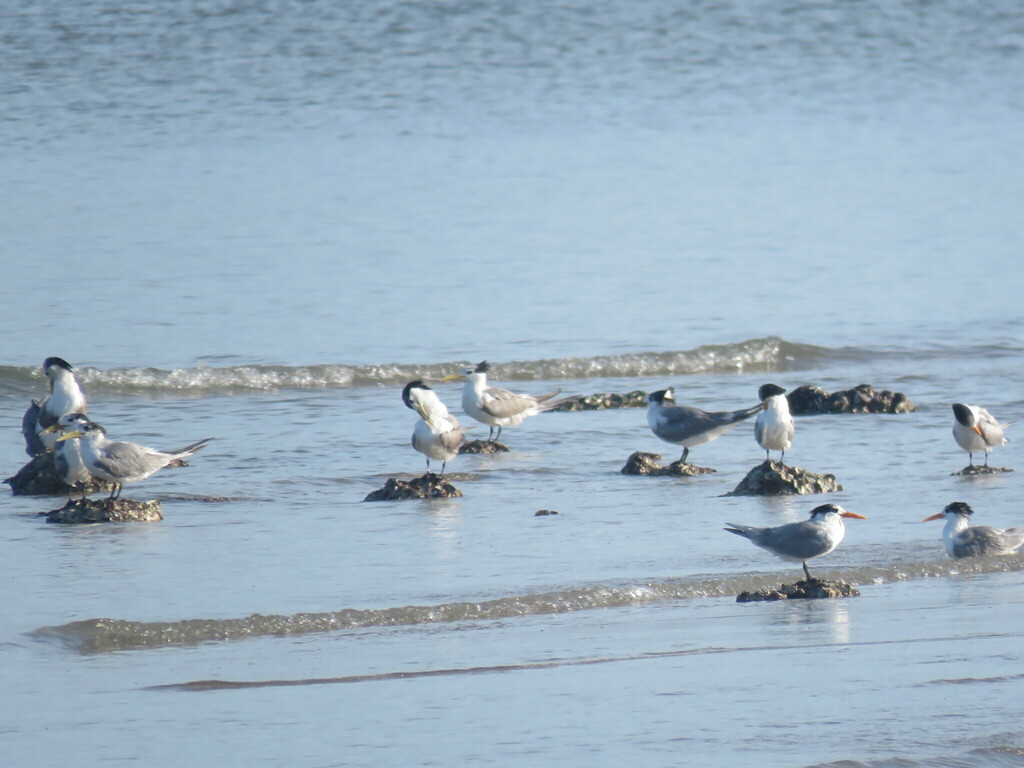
xmin=22 ymin=357 xmax=88 ymax=456
xmin=402 ymin=380 xmax=466 ymax=476
xmin=725 ymin=503 xmax=867 ymax=581
xmin=445 ymin=361 xmax=574 ymax=443
xmin=951 ymin=403 xmax=1012 ymax=467
xmin=754 ymin=383 xmax=794 ymax=463
xmin=922 ymin=502 xmax=1024 ymax=559
xmin=646 ymin=387 xmax=763 ymax=464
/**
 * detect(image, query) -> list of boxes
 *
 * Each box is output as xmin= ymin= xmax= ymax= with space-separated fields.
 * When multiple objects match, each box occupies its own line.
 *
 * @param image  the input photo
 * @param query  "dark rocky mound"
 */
xmin=620 ymin=451 xmax=716 ymax=477
xmin=458 ymin=440 xmax=510 ymax=454
xmin=787 ymin=384 xmax=914 ymax=415
xmin=43 ymin=498 xmax=163 ymax=524
xmin=364 ymin=474 xmax=463 ymax=501
xmin=727 ymin=460 xmax=843 ymax=496
xmin=550 ymin=391 xmax=648 ymax=412
xmin=952 ymin=464 xmax=1013 ymax=476
xmin=5 ymin=453 xmax=117 ymax=497
xmin=736 ymin=578 xmax=860 ymax=602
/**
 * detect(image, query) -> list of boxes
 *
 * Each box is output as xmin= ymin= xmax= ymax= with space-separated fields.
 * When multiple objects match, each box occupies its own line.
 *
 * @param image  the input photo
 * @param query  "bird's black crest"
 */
xmin=474 ymin=361 xmax=490 ymax=373
xmin=647 ymin=388 xmax=674 ymax=404
xmin=951 ymin=403 xmax=973 ymax=426
xmin=944 ymin=501 xmax=974 ymax=517
xmin=809 ymin=503 xmax=841 ymax=517
xmin=758 ymin=383 xmax=786 ymax=400
xmin=401 ymin=380 xmax=430 ymax=409
xmin=43 ymin=356 xmax=74 ymax=372
xmin=83 ymin=422 xmax=106 ymax=436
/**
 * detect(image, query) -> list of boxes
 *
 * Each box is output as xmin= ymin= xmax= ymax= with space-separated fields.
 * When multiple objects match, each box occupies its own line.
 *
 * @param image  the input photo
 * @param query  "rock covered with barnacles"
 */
xmin=952 ymin=464 xmax=1013 ymax=476
xmin=43 ymin=498 xmax=163 ymax=524
xmin=736 ymin=578 xmax=860 ymax=602
xmin=787 ymin=384 xmax=915 ymax=415
xmin=549 ymin=391 xmax=648 ymax=412
xmin=364 ymin=474 xmax=463 ymax=501
xmin=727 ymin=460 xmax=843 ymax=496
xmin=4 ymin=453 xmax=116 ymax=497
xmin=458 ymin=440 xmax=509 ymax=454
xmin=620 ymin=451 xmax=716 ymax=477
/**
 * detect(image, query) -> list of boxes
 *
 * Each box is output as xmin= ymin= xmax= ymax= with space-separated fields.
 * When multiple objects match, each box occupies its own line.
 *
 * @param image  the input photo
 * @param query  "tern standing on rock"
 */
xmin=923 ymin=501 xmax=1024 ymax=559
xmin=402 ymin=380 xmax=466 ymax=476
xmin=754 ymin=383 xmax=794 ymax=463
xmin=445 ymin=361 xmax=573 ymax=443
xmin=57 ymin=421 xmax=213 ymax=500
xmin=646 ymin=387 xmax=763 ymax=465
xmin=952 ymin=403 xmax=1012 ymax=467
xmin=23 ymin=357 xmax=88 ymax=456
xmin=724 ymin=503 xmax=867 ymax=581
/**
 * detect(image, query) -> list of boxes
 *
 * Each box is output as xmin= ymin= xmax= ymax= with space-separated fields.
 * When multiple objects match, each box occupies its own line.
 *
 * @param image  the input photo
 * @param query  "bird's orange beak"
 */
xmin=921 ymin=513 xmax=944 ymax=522
xmin=840 ymin=511 xmax=867 ymax=520
xmin=972 ymin=425 xmax=984 ymax=437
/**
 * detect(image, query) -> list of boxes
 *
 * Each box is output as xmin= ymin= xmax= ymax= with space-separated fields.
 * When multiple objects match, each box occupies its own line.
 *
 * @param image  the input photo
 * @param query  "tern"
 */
xmin=952 ymin=403 xmax=1013 ymax=467
xmin=57 ymin=421 xmax=214 ymax=499
xmin=41 ymin=412 xmax=94 ymax=498
xmin=646 ymin=388 xmax=763 ymax=464
xmin=402 ymin=380 xmax=466 ymax=476
xmin=444 ymin=361 xmax=573 ymax=443
xmin=22 ymin=357 xmax=88 ymax=456
xmin=754 ymin=383 xmax=794 ymax=463
xmin=922 ymin=501 xmax=1024 ymax=559
xmin=725 ymin=503 xmax=867 ymax=580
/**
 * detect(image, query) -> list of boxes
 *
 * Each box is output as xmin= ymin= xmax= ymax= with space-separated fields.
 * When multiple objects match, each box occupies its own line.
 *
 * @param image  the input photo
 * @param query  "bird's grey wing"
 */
xmin=760 ymin=521 xmax=830 ymax=559
xmin=479 ymin=387 xmax=535 ymax=418
xmin=22 ymin=401 xmax=45 ymax=456
xmin=754 ymin=416 xmax=767 ymax=447
xmin=957 ymin=526 xmax=1024 ymax=557
xmin=730 ymin=404 xmax=766 ymax=422
xmin=93 ymin=442 xmax=168 ymax=479
xmin=975 ymin=409 xmax=1007 ymax=445
xmin=529 ymin=389 xmax=562 ymax=405
xmin=653 ymin=404 xmax=704 ymax=440
xmin=163 ymin=437 xmax=215 ymax=457
xmin=439 ymin=423 xmax=465 ymax=454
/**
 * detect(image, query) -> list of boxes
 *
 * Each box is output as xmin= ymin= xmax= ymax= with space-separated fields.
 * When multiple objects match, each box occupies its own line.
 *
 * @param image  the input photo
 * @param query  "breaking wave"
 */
xmin=0 ymin=337 xmax=826 ymax=395
xmin=32 ymin=556 xmax=1024 ymax=654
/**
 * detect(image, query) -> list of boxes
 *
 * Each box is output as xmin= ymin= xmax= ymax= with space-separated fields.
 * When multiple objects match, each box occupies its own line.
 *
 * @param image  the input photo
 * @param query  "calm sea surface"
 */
xmin=2 ymin=1 xmax=1024 ymax=766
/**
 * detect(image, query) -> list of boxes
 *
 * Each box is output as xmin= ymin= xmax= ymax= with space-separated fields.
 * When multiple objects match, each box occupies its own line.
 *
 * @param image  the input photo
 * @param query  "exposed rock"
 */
xmin=43 ymin=498 xmax=163 ymax=524
xmin=549 ymin=391 xmax=648 ymax=412
xmin=727 ymin=460 xmax=843 ymax=496
xmin=535 ymin=509 xmax=560 ymax=516
xmin=620 ymin=451 xmax=716 ymax=477
xmin=952 ymin=465 xmax=1014 ymax=476
xmin=4 ymin=452 xmax=117 ymax=497
xmin=458 ymin=440 xmax=510 ymax=454
xmin=788 ymin=384 xmax=915 ymax=415
xmin=736 ymin=578 xmax=860 ymax=602
xmin=364 ymin=474 xmax=463 ymax=501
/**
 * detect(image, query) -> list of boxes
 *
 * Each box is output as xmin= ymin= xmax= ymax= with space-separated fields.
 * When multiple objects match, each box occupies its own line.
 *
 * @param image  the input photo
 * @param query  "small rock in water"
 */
xmin=951 ymin=465 xmax=1013 ymax=476
xmin=736 ymin=578 xmax=860 ymax=602
xmin=620 ymin=451 xmax=716 ymax=477
xmin=44 ymin=498 xmax=163 ymax=524
xmin=364 ymin=474 xmax=463 ymax=501
xmin=4 ymin=453 xmax=117 ymax=497
xmin=549 ymin=391 xmax=648 ymax=412
xmin=727 ymin=460 xmax=843 ymax=496
xmin=787 ymin=384 xmax=915 ymax=415
xmin=459 ymin=440 xmax=510 ymax=454
xmin=535 ymin=509 xmax=559 ymax=516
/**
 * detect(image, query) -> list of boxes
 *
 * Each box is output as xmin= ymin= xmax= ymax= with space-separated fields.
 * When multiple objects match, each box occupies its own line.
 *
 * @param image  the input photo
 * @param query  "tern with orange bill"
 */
xmin=952 ymin=403 xmax=1012 ymax=467
xmin=922 ymin=501 xmax=1024 ymax=559
xmin=724 ymin=503 xmax=867 ymax=581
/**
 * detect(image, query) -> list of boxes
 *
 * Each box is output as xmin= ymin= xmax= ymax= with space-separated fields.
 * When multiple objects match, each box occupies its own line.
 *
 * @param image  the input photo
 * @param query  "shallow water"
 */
xmin=2 ymin=0 xmax=1024 ymax=766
